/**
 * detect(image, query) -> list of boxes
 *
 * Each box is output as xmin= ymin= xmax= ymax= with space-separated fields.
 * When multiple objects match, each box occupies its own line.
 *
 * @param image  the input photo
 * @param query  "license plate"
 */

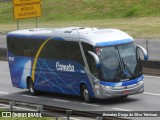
xmin=123 ymin=91 xmax=130 ymax=94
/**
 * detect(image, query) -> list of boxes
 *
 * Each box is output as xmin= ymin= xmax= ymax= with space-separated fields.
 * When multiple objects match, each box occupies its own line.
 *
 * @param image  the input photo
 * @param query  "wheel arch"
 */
xmin=80 ymin=82 xmax=87 ymax=96
xmin=26 ymin=76 xmax=32 ymax=89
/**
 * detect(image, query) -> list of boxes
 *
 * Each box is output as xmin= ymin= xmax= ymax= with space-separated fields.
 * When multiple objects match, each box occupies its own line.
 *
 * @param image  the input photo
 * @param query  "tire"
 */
xmin=28 ymin=79 xmax=37 ymax=96
xmin=82 ymin=85 xmax=92 ymax=103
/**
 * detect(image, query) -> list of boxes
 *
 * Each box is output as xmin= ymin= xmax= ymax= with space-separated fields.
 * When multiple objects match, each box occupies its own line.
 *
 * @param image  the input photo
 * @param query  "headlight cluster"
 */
xmin=101 ymin=85 xmax=111 ymax=90
xmin=138 ymin=80 xmax=144 ymax=85
xmin=94 ymin=84 xmax=100 ymax=89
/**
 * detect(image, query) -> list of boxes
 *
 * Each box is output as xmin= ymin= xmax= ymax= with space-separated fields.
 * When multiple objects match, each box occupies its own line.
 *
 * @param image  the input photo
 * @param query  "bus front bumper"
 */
xmin=94 ymin=80 xmax=144 ymax=99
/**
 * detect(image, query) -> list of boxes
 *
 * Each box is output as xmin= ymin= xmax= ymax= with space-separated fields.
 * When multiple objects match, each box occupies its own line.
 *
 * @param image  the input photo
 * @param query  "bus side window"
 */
xmin=24 ymin=49 xmax=35 ymax=57
xmin=82 ymin=42 xmax=98 ymax=75
xmin=39 ymin=40 xmax=85 ymax=66
xmin=7 ymin=37 xmax=41 ymax=57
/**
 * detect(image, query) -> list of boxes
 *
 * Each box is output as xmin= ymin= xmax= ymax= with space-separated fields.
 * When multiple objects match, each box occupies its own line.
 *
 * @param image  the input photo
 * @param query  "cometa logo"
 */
xmin=56 ymin=62 xmax=75 ymax=72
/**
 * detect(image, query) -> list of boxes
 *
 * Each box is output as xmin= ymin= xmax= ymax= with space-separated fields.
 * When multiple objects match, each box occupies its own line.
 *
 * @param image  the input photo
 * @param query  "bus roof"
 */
xmin=7 ymin=27 xmax=134 ymax=47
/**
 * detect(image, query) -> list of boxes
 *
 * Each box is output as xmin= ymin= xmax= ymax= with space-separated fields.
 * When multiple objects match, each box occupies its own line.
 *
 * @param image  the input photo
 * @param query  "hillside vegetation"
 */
xmin=0 ymin=0 xmax=160 ymax=23
xmin=0 ymin=0 xmax=160 ymax=39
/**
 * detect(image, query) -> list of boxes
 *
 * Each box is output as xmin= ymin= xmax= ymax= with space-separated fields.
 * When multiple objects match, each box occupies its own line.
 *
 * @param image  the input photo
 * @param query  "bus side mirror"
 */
xmin=136 ymin=45 xmax=148 ymax=61
xmin=88 ymin=51 xmax=101 ymax=68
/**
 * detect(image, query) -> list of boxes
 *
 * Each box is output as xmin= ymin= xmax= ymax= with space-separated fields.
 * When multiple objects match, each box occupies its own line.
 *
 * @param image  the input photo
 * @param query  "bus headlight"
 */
xmin=101 ymin=85 xmax=111 ymax=90
xmin=95 ymin=84 xmax=100 ymax=89
xmin=138 ymin=80 xmax=144 ymax=85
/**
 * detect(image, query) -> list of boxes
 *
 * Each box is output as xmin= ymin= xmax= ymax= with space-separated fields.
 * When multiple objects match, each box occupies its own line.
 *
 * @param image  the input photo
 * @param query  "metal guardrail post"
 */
xmin=37 ymin=105 xmax=43 ymax=112
xmin=9 ymin=101 xmax=15 ymax=112
xmin=66 ymin=110 xmax=72 ymax=120
xmin=146 ymin=40 xmax=149 ymax=56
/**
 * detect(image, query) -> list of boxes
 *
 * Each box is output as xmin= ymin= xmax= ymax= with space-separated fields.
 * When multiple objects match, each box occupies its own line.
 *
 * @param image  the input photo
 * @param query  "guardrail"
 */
xmin=0 ymin=48 xmax=7 ymax=61
xmin=143 ymin=60 xmax=160 ymax=76
xmin=0 ymin=99 xmax=125 ymax=120
xmin=135 ymin=39 xmax=160 ymax=61
xmin=0 ymin=48 xmax=160 ymax=76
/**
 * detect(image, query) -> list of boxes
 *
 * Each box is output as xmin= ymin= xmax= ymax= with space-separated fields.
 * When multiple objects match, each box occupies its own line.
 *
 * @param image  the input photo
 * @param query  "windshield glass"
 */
xmin=96 ymin=42 xmax=142 ymax=82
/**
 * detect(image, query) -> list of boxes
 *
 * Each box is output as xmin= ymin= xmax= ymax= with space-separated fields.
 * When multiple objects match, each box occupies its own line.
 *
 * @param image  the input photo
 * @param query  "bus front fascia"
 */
xmin=86 ymin=46 xmax=147 ymax=99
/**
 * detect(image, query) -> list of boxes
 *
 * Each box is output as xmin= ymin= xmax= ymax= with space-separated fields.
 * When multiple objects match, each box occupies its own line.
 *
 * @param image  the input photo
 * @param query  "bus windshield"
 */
xmin=96 ymin=43 xmax=142 ymax=82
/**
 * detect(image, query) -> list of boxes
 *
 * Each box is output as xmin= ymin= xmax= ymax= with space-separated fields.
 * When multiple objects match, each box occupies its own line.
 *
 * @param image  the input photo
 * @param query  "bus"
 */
xmin=7 ymin=27 xmax=148 ymax=102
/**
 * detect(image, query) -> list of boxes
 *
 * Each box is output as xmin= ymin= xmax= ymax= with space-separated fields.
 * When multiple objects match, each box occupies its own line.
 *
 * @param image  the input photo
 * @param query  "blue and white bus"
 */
xmin=7 ymin=27 xmax=148 ymax=102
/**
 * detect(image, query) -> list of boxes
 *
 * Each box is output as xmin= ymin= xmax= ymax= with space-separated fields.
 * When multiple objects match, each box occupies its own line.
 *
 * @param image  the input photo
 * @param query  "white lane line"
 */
xmin=149 ymin=57 xmax=160 ymax=60
xmin=0 ymin=91 xmax=9 ymax=94
xmin=81 ymin=103 xmax=99 ymax=107
xmin=70 ymin=118 xmax=84 ymax=120
xmin=22 ymin=95 xmax=38 ymax=98
xmin=145 ymin=75 xmax=160 ymax=79
xmin=144 ymin=92 xmax=160 ymax=96
xmin=112 ymin=108 xmax=132 ymax=111
xmin=0 ymin=61 xmax=8 ymax=64
xmin=52 ymin=99 xmax=69 ymax=102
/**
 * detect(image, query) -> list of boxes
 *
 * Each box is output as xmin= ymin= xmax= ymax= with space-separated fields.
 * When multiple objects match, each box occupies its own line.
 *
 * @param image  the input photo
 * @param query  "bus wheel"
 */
xmin=28 ymin=79 xmax=37 ymax=96
xmin=82 ymin=85 xmax=91 ymax=103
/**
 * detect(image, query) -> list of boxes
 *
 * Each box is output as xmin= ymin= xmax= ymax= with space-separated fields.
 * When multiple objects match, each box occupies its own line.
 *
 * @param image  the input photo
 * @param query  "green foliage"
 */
xmin=0 ymin=0 xmax=160 ymax=23
xmin=125 ymin=6 xmax=139 ymax=17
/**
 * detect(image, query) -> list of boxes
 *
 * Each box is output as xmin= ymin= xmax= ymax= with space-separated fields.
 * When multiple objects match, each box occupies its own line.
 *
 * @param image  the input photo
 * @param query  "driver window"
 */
xmin=81 ymin=42 xmax=98 ymax=75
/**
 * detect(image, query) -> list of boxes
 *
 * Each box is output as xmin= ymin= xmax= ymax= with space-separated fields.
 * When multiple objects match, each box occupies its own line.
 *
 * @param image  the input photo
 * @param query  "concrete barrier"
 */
xmin=0 ymin=48 xmax=7 ymax=61
xmin=142 ymin=60 xmax=160 ymax=76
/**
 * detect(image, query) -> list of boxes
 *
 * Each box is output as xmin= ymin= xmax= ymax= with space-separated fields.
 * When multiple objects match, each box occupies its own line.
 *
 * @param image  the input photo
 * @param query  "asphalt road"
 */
xmin=0 ymin=35 xmax=160 ymax=60
xmin=0 ymin=61 xmax=160 ymax=120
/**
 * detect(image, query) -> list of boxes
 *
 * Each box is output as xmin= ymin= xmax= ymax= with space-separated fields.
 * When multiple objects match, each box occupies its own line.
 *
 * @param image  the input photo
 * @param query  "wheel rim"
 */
xmin=83 ymin=86 xmax=89 ymax=100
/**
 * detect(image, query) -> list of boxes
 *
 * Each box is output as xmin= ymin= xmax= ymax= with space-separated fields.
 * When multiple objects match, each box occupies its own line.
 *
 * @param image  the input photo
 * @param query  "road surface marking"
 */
xmin=70 ymin=117 xmax=95 ymax=120
xmin=112 ymin=108 xmax=132 ymax=111
xmin=0 ymin=91 xmax=9 ymax=94
xmin=70 ymin=118 xmax=84 ymax=120
xmin=145 ymin=75 xmax=160 ymax=79
xmin=144 ymin=92 xmax=160 ymax=96
xmin=0 ymin=61 xmax=8 ymax=64
xmin=52 ymin=98 xmax=69 ymax=102
xmin=81 ymin=103 xmax=99 ymax=107
xmin=22 ymin=95 xmax=38 ymax=98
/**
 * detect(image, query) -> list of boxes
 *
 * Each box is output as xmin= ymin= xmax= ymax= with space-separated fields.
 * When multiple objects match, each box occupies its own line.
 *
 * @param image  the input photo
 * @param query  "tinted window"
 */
xmin=39 ymin=40 xmax=84 ymax=65
xmin=82 ymin=42 xmax=98 ymax=74
xmin=7 ymin=37 xmax=43 ymax=57
xmin=7 ymin=37 xmax=84 ymax=65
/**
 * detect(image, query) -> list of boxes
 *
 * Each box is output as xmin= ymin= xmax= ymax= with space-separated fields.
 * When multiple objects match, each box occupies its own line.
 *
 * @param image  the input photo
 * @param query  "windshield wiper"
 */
xmin=121 ymin=58 xmax=134 ymax=78
xmin=113 ymin=64 xmax=126 ymax=82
